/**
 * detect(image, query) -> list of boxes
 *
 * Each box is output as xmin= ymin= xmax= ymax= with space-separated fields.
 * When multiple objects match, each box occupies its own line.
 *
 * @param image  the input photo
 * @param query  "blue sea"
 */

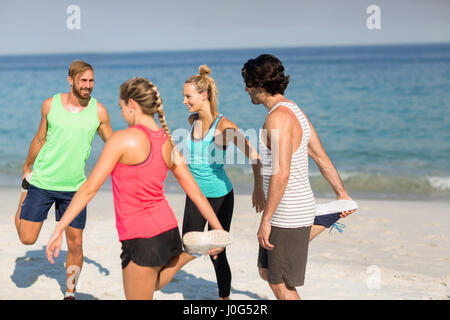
xmin=0 ymin=44 xmax=449 ymax=201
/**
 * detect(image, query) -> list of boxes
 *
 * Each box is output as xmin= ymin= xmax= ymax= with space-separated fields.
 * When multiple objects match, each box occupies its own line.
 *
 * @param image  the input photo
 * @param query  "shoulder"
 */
xmin=102 ymin=128 xmax=147 ymax=156
xmin=43 ymin=96 xmax=53 ymax=107
xmin=96 ymin=101 xmax=110 ymax=121
xmin=217 ymin=115 xmax=238 ymax=131
xmin=265 ymin=105 xmax=295 ymax=128
xmin=108 ymin=127 xmax=146 ymax=147
xmin=41 ymin=96 xmax=54 ymax=115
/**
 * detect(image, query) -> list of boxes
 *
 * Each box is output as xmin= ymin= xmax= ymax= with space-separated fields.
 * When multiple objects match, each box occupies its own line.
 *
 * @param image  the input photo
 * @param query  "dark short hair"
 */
xmin=241 ymin=54 xmax=290 ymax=95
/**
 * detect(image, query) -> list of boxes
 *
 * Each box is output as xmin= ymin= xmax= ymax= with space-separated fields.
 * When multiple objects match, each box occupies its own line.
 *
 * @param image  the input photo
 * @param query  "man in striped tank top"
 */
xmin=242 ymin=54 xmax=355 ymax=300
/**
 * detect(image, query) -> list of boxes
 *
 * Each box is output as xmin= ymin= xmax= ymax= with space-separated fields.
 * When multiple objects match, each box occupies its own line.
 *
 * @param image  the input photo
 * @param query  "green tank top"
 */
xmin=31 ymin=93 xmax=100 ymax=191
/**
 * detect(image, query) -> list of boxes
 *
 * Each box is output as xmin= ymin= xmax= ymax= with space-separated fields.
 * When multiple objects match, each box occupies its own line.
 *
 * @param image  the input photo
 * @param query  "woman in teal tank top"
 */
xmin=182 ymin=65 xmax=266 ymax=300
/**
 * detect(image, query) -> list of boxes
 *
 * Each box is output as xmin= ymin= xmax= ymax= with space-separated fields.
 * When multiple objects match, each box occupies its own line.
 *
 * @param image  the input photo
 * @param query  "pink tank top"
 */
xmin=111 ymin=125 xmax=178 ymax=241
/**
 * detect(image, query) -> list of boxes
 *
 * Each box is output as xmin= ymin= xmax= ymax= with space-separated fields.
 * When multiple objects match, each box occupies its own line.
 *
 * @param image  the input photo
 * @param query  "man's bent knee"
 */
xmin=67 ymin=238 xmax=83 ymax=254
xmin=19 ymin=234 xmax=38 ymax=245
xmin=17 ymin=220 xmax=42 ymax=245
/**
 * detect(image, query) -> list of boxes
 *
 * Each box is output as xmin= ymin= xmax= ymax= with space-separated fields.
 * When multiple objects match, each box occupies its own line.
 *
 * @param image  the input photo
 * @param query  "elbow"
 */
xmin=189 ymin=191 xmax=206 ymax=205
xmin=313 ymin=153 xmax=332 ymax=170
xmin=31 ymin=138 xmax=43 ymax=150
xmin=272 ymin=168 xmax=290 ymax=184
xmin=318 ymin=158 xmax=334 ymax=173
xmin=82 ymin=181 xmax=100 ymax=201
xmin=88 ymin=184 xmax=101 ymax=199
xmin=85 ymin=188 xmax=97 ymax=201
xmin=34 ymin=134 xmax=46 ymax=146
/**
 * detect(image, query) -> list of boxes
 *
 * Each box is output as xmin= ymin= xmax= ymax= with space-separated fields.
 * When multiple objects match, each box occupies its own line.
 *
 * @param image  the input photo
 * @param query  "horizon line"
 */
xmin=1 ymin=41 xmax=449 ymax=58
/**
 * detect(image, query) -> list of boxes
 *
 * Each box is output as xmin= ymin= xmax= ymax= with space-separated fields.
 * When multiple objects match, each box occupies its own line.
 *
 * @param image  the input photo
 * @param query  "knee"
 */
xmin=258 ymin=268 xmax=268 ymax=281
xmin=67 ymin=237 xmax=83 ymax=254
xmin=271 ymin=286 xmax=288 ymax=300
xmin=269 ymin=283 xmax=299 ymax=300
xmin=17 ymin=222 xmax=40 ymax=245
xmin=19 ymin=234 xmax=38 ymax=245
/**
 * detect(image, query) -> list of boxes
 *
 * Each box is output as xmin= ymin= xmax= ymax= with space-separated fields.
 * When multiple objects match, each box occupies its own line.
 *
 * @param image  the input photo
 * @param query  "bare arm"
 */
xmin=97 ymin=102 xmax=113 ymax=142
xmin=258 ymin=110 xmax=294 ymax=250
xmin=23 ymin=98 xmax=51 ymax=176
xmin=218 ymin=118 xmax=265 ymax=212
xmin=306 ymin=117 xmax=355 ymax=217
xmin=307 ymin=121 xmax=348 ymax=196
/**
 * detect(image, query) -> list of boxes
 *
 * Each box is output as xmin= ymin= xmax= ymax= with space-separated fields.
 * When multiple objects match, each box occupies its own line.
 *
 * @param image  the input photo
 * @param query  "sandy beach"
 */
xmin=1 ymin=186 xmax=449 ymax=300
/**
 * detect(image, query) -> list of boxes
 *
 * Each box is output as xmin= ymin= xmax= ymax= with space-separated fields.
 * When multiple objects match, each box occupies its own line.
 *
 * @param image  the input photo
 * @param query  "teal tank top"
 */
xmin=186 ymin=113 xmax=233 ymax=198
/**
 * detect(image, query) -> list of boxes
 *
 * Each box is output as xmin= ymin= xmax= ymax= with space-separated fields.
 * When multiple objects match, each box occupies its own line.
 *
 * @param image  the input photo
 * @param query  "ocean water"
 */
xmin=0 ymin=44 xmax=449 ymax=201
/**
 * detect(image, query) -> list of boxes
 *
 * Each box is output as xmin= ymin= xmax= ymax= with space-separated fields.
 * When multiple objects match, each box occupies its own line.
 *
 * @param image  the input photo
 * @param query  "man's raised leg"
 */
xmin=15 ymin=191 xmax=28 ymax=233
xmin=16 ymin=219 xmax=43 ymax=245
xmin=15 ymin=190 xmax=43 ymax=244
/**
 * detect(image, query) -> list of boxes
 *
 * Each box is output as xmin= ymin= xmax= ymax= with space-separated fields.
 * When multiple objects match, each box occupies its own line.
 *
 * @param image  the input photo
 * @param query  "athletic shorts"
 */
xmin=120 ymin=227 xmax=183 ymax=270
xmin=314 ymin=213 xmax=341 ymax=228
xmin=258 ymin=225 xmax=311 ymax=288
xmin=20 ymin=184 xmax=87 ymax=229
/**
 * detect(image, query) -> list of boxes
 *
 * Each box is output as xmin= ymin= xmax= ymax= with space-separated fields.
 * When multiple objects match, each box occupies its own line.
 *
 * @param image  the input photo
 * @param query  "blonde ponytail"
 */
xmin=199 ymin=64 xmax=211 ymax=77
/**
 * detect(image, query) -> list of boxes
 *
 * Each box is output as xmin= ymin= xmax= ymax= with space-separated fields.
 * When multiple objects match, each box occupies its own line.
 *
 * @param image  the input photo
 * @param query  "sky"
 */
xmin=1 ymin=0 xmax=449 ymax=55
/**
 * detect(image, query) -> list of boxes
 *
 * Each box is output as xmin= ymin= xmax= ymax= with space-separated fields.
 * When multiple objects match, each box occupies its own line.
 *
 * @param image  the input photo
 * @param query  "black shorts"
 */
xmin=120 ymin=227 xmax=183 ymax=270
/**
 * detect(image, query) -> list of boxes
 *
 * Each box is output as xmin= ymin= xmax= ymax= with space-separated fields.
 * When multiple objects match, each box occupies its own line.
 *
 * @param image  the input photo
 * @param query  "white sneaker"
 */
xmin=315 ymin=200 xmax=358 ymax=216
xmin=182 ymin=230 xmax=232 ymax=255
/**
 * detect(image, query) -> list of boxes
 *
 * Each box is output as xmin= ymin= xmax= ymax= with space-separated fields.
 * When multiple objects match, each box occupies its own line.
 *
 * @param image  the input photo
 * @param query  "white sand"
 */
xmin=1 ymin=187 xmax=449 ymax=300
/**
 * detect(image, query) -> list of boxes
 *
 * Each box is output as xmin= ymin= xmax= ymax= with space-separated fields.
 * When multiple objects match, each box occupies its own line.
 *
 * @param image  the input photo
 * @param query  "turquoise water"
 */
xmin=0 ymin=44 xmax=449 ymax=200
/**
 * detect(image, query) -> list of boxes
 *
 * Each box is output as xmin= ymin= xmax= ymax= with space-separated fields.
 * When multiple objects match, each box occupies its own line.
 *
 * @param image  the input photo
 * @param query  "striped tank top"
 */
xmin=259 ymin=102 xmax=316 ymax=228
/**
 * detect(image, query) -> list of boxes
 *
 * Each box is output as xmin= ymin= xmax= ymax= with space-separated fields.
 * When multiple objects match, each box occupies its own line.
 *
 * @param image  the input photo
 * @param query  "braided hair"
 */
xmin=119 ymin=77 xmax=174 ymax=146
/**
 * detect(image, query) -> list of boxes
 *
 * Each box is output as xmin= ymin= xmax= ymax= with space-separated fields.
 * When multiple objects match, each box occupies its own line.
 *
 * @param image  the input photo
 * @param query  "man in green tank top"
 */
xmin=14 ymin=60 xmax=113 ymax=300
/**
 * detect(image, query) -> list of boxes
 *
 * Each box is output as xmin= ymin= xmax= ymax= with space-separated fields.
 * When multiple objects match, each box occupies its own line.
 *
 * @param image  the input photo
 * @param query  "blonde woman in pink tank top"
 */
xmin=46 ymin=77 xmax=225 ymax=300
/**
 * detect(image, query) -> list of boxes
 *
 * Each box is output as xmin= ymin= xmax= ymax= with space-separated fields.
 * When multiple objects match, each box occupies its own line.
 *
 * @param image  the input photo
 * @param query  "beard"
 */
xmin=73 ymin=85 xmax=92 ymax=100
xmin=248 ymin=92 xmax=261 ymax=105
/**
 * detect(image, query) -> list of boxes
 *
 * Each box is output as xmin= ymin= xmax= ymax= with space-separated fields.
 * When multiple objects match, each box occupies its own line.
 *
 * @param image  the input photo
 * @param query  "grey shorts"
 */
xmin=257 ymin=225 xmax=311 ymax=287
